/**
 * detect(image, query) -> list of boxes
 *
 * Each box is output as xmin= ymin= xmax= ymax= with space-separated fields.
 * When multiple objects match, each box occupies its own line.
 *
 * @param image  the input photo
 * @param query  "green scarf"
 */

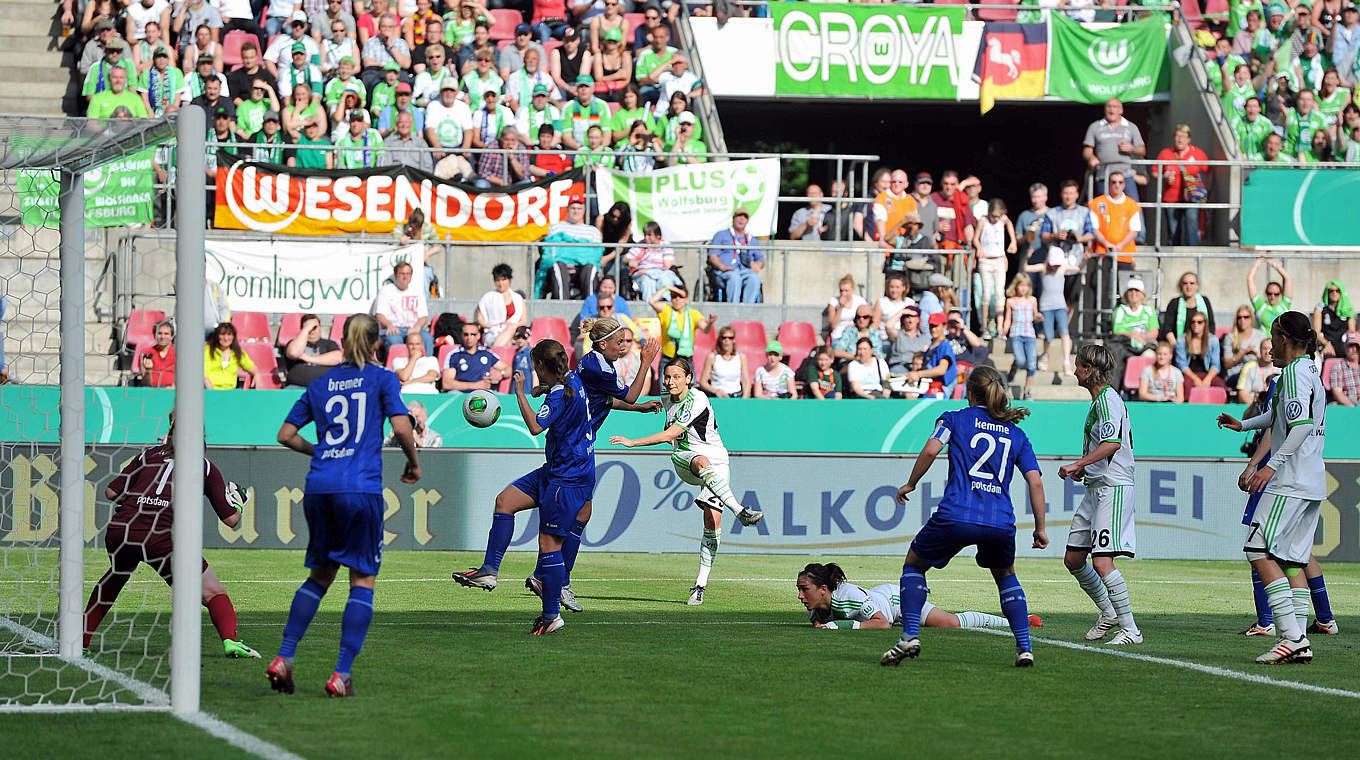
xmin=666 ymin=306 xmax=694 ymax=357
xmin=1175 ymin=294 xmax=1206 ymax=336
xmin=1323 ymin=279 xmax=1354 ymax=318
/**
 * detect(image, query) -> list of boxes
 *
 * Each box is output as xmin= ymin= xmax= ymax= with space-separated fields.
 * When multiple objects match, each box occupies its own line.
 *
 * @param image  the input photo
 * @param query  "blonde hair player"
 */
xmin=610 ymin=357 xmax=764 ymax=605
xmin=1058 ymin=344 xmax=1142 ymax=646
xmin=1217 ymin=311 xmax=1329 ymax=664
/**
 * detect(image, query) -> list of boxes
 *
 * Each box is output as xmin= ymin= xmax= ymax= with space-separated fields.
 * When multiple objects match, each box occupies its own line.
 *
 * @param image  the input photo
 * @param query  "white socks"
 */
xmin=1070 ymin=563 xmax=1116 ymax=618
xmin=1264 ymin=578 xmax=1302 ymax=640
xmin=956 ymin=611 xmax=1008 ymax=630
xmin=698 ymin=465 xmax=744 ymax=516
xmin=1102 ymin=569 xmax=1138 ymax=633
xmin=695 ymin=528 xmax=719 ymax=587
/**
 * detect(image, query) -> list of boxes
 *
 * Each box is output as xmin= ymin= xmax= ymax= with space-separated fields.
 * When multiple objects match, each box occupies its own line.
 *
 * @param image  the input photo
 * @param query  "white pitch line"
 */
xmin=113 ymin=577 xmax=1360 ymax=586
xmin=970 ymin=628 xmax=1360 ymax=701
xmin=0 ymin=614 xmax=307 ymax=760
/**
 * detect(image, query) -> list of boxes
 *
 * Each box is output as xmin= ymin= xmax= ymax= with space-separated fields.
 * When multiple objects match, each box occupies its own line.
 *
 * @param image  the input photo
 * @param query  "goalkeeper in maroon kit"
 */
xmin=83 ymin=416 xmax=260 ymax=659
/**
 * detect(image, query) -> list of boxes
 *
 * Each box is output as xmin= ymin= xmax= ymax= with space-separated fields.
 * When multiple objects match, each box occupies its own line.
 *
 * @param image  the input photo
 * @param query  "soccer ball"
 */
xmin=730 ymin=163 xmax=766 ymax=213
xmin=462 ymin=390 xmax=501 ymax=428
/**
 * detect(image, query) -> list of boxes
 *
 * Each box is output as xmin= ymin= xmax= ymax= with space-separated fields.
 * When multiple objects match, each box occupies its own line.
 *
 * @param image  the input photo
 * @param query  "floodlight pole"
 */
xmin=171 ymin=105 xmax=207 ymax=715
xmin=57 ymin=170 xmax=85 ymax=659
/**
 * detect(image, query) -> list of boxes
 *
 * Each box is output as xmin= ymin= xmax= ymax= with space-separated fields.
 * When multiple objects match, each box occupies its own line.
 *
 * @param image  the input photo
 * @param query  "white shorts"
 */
xmin=1244 ymin=493 xmax=1321 ymax=566
xmin=1066 ymin=483 xmax=1136 ymax=557
xmin=671 ymin=450 xmax=728 ymax=511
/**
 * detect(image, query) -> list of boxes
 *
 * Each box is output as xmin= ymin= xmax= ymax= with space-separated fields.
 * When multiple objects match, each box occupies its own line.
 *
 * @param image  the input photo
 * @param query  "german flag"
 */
xmin=973 ymin=23 xmax=1048 ymax=115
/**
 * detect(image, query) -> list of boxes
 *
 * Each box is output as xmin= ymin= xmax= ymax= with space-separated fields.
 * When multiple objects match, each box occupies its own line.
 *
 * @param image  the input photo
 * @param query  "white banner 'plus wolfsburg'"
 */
xmin=204 ymin=240 xmax=425 ymax=313
xmin=593 ymin=159 xmax=781 ymax=242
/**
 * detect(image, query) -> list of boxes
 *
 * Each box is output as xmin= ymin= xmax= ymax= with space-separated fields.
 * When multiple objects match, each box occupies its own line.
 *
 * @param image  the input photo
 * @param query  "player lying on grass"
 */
xmin=269 ymin=314 xmax=421 ymax=697
xmin=83 ymin=412 xmax=259 ymax=660
xmin=1217 ymin=310 xmax=1329 ymax=665
xmin=455 ymin=340 xmax=593 ymax=635
xmin=882 ymin=365 xmax=1047 ymax=668
xmin=521 ymin=318 xmax=661 ymax=613
xmin=1233 ymin=339 xmax=1337 ymax=638
xmin=796 ymin=562 xmax=1042 ymax=631
xmin=610 ymin=356 xmax=764 ymax=606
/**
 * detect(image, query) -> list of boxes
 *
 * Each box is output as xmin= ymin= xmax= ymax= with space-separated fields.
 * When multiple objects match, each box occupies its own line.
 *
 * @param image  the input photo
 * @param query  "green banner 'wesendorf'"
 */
xmin=772 ymin=3 xmax=967 ymax=99
xmin=1241 ymin=168 xmax=1360 ymax=247
xmin=1047 ymin=13 xmax=1170 ymax=103
xmin=16 ymin=148 xmax=155 ymax=227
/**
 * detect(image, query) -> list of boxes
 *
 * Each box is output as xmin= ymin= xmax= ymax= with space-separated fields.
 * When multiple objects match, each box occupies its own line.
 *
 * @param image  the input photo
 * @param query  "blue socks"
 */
xmin=538 ymin=550 xmax=565 ymax=621
xmin=997 ymin=573 xmax=1031 ymax=652
xmin=278 ymin=578 xmax=326 ymax=661
xmin=1251 ymin=568 xmax=1272 ymax=626
xmin=900 ymin=565 xmax=928 ymax=639
xmin=335 ymin=586 xmax=374 ymax=678
xmin=560 ymin=519 xmax=587 ymax=585
xmin=481 ymin=513 xmax=515 ymax=574
xmin=1309 ymin=572 xmax=1334 ymax=624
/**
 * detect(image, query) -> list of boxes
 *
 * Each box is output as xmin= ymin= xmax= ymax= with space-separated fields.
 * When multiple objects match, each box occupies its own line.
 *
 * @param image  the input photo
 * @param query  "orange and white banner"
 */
xmin=213 ymin=154 xmax=585 ymax=241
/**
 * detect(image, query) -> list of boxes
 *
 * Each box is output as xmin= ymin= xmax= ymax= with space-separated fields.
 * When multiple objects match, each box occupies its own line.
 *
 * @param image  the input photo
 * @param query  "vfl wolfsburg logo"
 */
xmin=1088 ymin=39 xmax=1131 ymax=76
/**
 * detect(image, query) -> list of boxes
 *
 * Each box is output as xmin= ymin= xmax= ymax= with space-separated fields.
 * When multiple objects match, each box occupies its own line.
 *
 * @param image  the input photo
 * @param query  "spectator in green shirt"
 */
xmin=138 ymin=46 xmax=185 ymax=116
xmin=289 ymin=118 xmax=335 ymax=169
xmin=335 ymin=111 xmax=385 ymax=169
xmin=83 ymin=36 xmax=137 ymax=102
xmin=89 ymin=66 xmax=150 ymax=118
xmin=1248 ymin=255 xmax=1295 ymax=328
xmin=574 ymin=125 xmax=613 ymax=168
xmin=235 ymin=77 xmax=281 ymax=140
xmin=633 ymin=23 xmax=676 ymax=106
xmin=665 ymin=112 xmax=706 ymax=164
xmin=560 ymin=74 xmax=611 ymax=149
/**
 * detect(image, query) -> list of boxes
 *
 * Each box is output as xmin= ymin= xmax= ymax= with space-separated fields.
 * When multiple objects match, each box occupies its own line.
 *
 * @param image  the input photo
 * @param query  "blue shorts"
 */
xmin=303 ymin=492 xmax=385 ymax=576
xmin=511 ymin=466 xmax=592 ymax=538
xmin=909 ymin=516 xmax=1016 ymax=570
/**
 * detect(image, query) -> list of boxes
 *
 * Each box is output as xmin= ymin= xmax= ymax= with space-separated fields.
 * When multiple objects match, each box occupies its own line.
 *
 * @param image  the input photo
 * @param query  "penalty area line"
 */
xmin=971 ymin=629 xmax=1360 ymax=701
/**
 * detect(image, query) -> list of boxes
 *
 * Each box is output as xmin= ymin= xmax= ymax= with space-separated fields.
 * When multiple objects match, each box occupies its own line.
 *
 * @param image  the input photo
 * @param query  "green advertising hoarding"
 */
xmin=16 ymin=148 xmax=155 ymax=228
xmin=1241 ymin=168 xmax=1360 ymax=247
xmin=772 ymin=4 xmax=968 ymax=99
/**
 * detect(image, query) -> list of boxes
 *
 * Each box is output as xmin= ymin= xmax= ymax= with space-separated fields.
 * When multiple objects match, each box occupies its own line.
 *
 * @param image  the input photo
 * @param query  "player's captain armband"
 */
xmin=931 ymin=418 xmax=951 ymax=443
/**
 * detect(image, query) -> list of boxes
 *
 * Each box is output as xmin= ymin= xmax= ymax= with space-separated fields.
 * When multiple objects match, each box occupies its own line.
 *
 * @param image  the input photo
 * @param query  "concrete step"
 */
xmin=0 ymin=50 xmax=64 ymax=68
xmin=0 ymin=4 xmax=55 ymax=21
xmin=0 ymin=66 xmax=73 ymax=84
xmin=0 ymin=35 xmax=62 ymax=52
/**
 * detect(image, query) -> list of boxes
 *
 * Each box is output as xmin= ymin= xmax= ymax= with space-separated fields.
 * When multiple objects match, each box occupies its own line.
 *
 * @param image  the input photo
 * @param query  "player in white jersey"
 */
xmin=795 ymin=563 xmax=1042 ymax=631
xmin=1058 ymin=344 xmax=1142 ymax=646
xmin=610 ymin=357 xmax=763 ymax=605
xmin=1218 ymin=311 xmax=1328 ymax=664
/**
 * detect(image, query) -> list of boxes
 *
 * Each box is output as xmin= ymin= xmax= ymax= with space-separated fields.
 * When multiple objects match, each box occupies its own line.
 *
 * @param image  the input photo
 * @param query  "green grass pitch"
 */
xmin=4 ymin=550 xmax=1359 ymax=759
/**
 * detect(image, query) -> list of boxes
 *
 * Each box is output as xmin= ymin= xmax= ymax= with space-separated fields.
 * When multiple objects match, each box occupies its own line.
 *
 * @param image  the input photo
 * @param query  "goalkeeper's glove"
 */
xmin=818 ymin=620 xmax=860 ymax=630
xmin=226 ymin=481 xmax=247 ymax=512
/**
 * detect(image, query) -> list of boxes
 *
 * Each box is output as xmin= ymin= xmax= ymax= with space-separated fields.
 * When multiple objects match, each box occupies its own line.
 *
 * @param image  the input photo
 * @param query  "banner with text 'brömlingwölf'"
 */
xmin=772 ymin=4 xmax=969 ymax=99
xmin=204 ymin=240 xmax=425 ymax=314
xmin=213 ymin=155 xmax=584 ymax=240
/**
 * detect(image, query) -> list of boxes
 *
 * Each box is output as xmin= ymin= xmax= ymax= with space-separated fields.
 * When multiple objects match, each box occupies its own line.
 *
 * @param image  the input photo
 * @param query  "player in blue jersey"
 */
xmin=523 ymin=316 xmax=661 ymax=612
xmin=1234 ymin=339 xmax=1337 ymax=638
xmin=454 ymin=339 xmax=596 ymax=635
xmin=267 ymin=314 xmax=421 ymax=698
xmin=457 ymin=318 xmax=660 ymax=610
xmin=880 ymin=366 xmax=1048 ymax=668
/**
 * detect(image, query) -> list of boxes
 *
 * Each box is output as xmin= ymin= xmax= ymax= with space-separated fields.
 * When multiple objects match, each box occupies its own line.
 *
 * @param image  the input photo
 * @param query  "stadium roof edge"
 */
xmin=0 ymin=112 xmax=179 ymax=172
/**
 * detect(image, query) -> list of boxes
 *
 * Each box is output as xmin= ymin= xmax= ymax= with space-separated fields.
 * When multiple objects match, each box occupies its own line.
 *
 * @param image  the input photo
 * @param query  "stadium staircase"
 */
xmin=0 ymin=0 xmax=68 ymax=116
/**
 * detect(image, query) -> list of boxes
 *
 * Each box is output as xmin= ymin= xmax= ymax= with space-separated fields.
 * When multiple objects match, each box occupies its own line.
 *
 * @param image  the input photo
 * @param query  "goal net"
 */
xmin=0 ymin=112 xmax=206 ymax=713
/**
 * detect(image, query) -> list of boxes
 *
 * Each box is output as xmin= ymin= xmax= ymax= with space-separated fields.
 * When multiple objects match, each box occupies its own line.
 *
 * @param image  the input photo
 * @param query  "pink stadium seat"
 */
xmin=1188 ymin=386 xmax=1227 ymax=404
xmin=1322 ymin=358 xmax=1341 ymax=390
xmin=543 ymin=38 xmax=562 ymax=53
xmin=530 ymin=316 xmax=571 ymax=346
xmin=1214 ymin=325 xmax=1231 ymax=339
xmin=496 ymin=38 xmax=514 ymax=51
xmin=608 ymin=101 xmax=621 ymax=115
xmin=975 ymin=0 xmax=1019 ymax=22
xmin=222 ymin=30 xmax=253 ymax=69
xmin=693 ymin=325 xmax=717 ymax=353
xmin=1203 ymin=0 xmax=1230 ymax=19
xmin=385 ymin=344 xmax=409 ymax=370
xmin=490 ymin=345 xmax=517 ymax=391
xmin=729 ymin=320 xmax=768 ymax=352
xmin=276 ymin=312 xmax=304 ymax=348
xmin=623 ymin=13 xmax=645 ymax=32
xmin=126 ymin=309 xmax=166 ymax=347
xmin=690 ymin=343 xmax=712 ymax=382
xmin=330 ymin=313 xmax=354 ymax=343
xmin=1179 ymin=0 xmax=1207 ymax=30
xmin=489 ymin=9 xmax=521 ymax=40
xmin=232 ymin=311 xmax=273 ymax=344
xmin=1123 ymin=356 xmax=1154 ymax=391
xmin=776 ymin=321 xmax=819 ymax=369
xmin=242 ymin=343 xmax=281 ymax=388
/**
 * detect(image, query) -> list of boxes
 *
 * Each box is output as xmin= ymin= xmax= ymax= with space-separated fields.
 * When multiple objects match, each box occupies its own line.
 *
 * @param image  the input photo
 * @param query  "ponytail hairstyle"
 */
xmin=531 ymin=339 xmax=573 ymax=398
xmin=579 ymin=316 xmax=624 ymax=346
xmin=967 ymin=365 xmax=1030 ymax=424
xmin=798 ymin=562 xmax=847 ymax=592
xmin=341 ymin=313 xmax=381 ymax=367
xmin=1273 ymin=310 xmax=1320 ymax=356
xmin=1074 ymin=343 xmax=1115 ymax=386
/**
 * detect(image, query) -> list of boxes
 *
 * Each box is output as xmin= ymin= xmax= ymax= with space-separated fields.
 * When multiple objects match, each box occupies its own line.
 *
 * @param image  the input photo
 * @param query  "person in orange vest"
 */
xmin=874 ymin=169 xmax=917 ymax=251
xmin=1089 ymin=171 xmax=1141 ymax=270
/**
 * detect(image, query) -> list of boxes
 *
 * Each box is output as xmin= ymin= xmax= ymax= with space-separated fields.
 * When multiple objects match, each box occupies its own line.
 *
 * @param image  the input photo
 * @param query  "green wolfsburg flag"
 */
xmin=16 ymin=148 xmax=155 ymax=228
xmin=772 ymin=3 xmax=968 ymax=99
xmin=1047 ymin=13 xmax=1170 ymax=103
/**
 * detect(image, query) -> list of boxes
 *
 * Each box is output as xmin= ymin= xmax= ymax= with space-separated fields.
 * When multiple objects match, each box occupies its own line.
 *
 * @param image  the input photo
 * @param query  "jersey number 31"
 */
xmin=325 ymin=392 xmax=368 ymax=446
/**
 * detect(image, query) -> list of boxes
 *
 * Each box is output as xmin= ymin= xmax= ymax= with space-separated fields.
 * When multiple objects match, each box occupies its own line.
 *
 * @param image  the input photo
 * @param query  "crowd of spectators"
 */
xmin=73 ymin=0 xmax=709 ymax=188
